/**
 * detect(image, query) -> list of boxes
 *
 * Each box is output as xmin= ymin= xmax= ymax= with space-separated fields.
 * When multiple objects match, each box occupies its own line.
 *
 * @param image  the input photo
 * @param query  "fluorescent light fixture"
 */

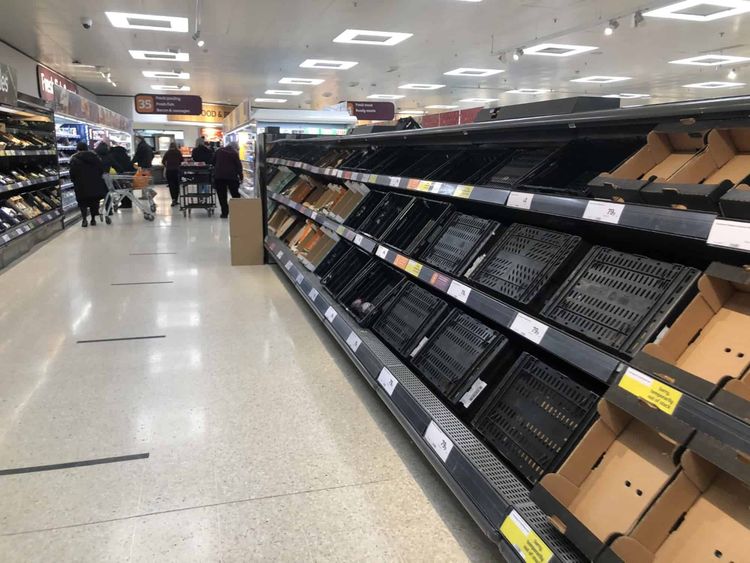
xmin=299 ymin=59 xmax=358 ymax=70
xmin=603 ymin=93 xmax=651 ymax=98
xmin=669 ymin=54 xmax=750 ymax=66
xmin=426 ymin=104 xmax=459 ymax=109
xmin=129 ymin=50 xmax=189 ymax=62
xmin=151 ymin=84 xmax=190 ymax=91
xmin=397 ymin=110 xmax=424 ymax=115
xmin=254 ymin=98 xmax=287 ymax=103
xmin=366 ymin=94 xmax=405 ymax=100
xmin=265 ymin=89 xmax=302 ymax=96
xmin=683 ymin=81 xmax=746 ymax=88
xmin=142 ymin=71 xmax=190 ymax=79
xmin=333 ymin=29 xmax=413 ymax=46
xmin=444 ymin=67 xmax=505 ymax=77
xmin=279 ymin=77 xmax=324 ymax=85
xmin=524 ymin=43 xmax=598 ymax=57
xmin=398 ymin=83 xmax=445 ymax=90
xmin=505 ymin=88 xmax=550 ymax=94
xmin=106 ymin=12 xmax=189 ymax=32
xmin=459 ymin=97 xmax=499 ymax=103
xmin=571 ymin=75 xmax=631 ymax=83
xmin=644 ymin=0 xmax=750 ymax=21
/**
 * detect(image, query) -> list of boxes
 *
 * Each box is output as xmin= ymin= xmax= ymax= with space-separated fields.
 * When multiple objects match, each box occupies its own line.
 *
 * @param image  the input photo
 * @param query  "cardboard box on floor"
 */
xmin=608 ymin=449 xmax=750 ymax=563
xmin=229 ymin=199 xmax=263 ymax=266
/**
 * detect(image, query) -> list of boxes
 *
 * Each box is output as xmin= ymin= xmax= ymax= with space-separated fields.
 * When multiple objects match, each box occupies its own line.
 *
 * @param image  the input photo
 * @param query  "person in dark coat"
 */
xmin=132 ymin=136 xmax=154 ymax=170
xmin=95 ymin=142 xmax=121 ymax=173
xmin=162 ymin=142 xmax=184 ymax=207
xmin=111 ymin=144 xmax=135 ymax=173
xmin=191 ymin=138 xmax=213 ymax=164
xmin=213 ymin=142 xmax=243 ymax=218
xmin=69 ymin=141 xmax=108 ymax=227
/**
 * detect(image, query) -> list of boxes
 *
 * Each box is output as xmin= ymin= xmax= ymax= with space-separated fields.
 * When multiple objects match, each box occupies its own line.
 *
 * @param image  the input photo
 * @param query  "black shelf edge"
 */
xmin=0 ymin=209 xmax=62 ymax=245
xmin=267 ymin=157 xmax=750 ymax=255
xmin=0 ymin=175 xmax=60 ymax=194
xmin=0 ymin=149 xmax=57 ymax=158
xmin=266 ymin=234 xmax=585 ymax=563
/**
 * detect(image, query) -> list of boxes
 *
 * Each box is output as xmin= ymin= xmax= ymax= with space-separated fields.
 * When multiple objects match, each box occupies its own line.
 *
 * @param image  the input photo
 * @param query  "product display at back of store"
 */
xmin=262 ymin=96 xmax=750 ymax=562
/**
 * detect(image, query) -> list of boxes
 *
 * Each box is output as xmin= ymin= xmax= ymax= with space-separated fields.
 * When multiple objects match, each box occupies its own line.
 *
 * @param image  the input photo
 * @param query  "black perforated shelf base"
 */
xmin=267 ymin=235 xmax=586 ymax=563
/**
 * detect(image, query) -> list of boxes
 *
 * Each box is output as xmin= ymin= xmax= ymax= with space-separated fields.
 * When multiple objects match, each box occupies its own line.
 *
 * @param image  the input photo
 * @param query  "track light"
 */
xmin=513 ymin=48 xmax=524 ymax=61
xmin=729 ymin=68 xmax=738 ymax=80
xmin=197 ymin=39 xmax=205 ymax=47
xmin=604 ymin=19 xmax=619 ymax=35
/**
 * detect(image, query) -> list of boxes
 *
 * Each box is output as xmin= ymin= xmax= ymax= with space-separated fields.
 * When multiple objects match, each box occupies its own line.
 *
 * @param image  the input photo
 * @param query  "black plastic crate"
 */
xmin=339 ymin=148 xmax=376 ymax=170
xmin=320 ymin=246 xmax=371 ymax=299
xmin=372 ymin=281 xmax=452 ymax=357
xmin=314 ymin=240 xmax=350 ymax=278
xmin=482 ymin=147 xmax=561 ymax=188
xmin=467 ymin=224 xmax=585 ymax=310
xmin=432 ymin=150 xmax=512 ymax=184
xmin=357 ymin=192 xmax=414 ymax=240
xmin=380 ymin=198 xmax=453 ymax=254
xmin=473 ymin=353 xmax=600 ymax=484
xmin=372 ymin=148 xmax=423 ymax=175
xmin=399 ymin=151 xmax=459 ymax=180
xmin=541 ymin=246 xmax=701 ymax=357
xmin=344 ymin=190 xmax=386 ymax=230
xmin=418 ymin=213 xmax=500 ymax=276
xmin=411 ymin=310 xmax=509 ymax=403
xmin=338 ymin=260 xmax=405 ymax=326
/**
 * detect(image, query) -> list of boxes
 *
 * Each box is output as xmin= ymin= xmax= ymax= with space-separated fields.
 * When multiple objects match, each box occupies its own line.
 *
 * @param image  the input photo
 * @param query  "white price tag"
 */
xmin=1 ymin=234 xmax=9 ymax=242
xmin=389 ymin=176 xmax=400 ymax=187
xmin=295 ymin=273 xmax=304 ymax=284
xmin=459 ymin=379 xmax=487 ymax=408
xmin=346 ymin=332 xmax=362 ymax=353
xmin=285 ymin=260 xmax=293 ymax=271
xmin=308 ymin=288 xmax=319 ymax=302
xmin=510 ymin=312 xmax=548 ymax=345
xmin=311 ymin=212 xmax=317 ymax=221
xmin=583 ymin=200 xmax=624 ymax=224
xmin=376 ymin=245 xmax=389 ymax=260
xmin=354 ymin=234 xmax=364 ymax=246
xmin=430 ymin=182 xmax=443 ymax=194
xmin=15 ymin=228 xmax=23 ymax=236
xmin=325 ymin=307 xmax=337 ymax=323
xmin=507 ymin=191 xmax=534 ymax=210
xmin=377 ymin=367 xmax=398 ymax=396
xmin=707 ymin=219 xmax=750 ymax=251
xmin=424 ymin=421 xmax=453 ymax=463
xmin=447 ymin=280 xmax=471 ymax=303
xmin=276 ymin=250 xmax=283 ymax=259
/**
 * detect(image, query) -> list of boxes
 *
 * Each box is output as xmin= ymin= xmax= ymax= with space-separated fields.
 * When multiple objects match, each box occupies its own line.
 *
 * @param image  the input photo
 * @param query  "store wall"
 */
xmin=0 ymin=40 xmax=97 ymax=101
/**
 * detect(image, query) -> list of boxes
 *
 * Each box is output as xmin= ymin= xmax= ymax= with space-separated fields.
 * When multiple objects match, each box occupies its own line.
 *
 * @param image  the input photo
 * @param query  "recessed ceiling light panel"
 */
xmin=644 ymin=0 xmax=750 ymax=21
xmin=151 ymin=84 xmax=190 ymax=91
xmin=683 ymin=81 xmax=746 ymax=88
xmin=366 ymin=94 xmax=405 ymax=100
xmin=571 ymin=75 xmax=631 ymax=83
xmin=669 ymin=54 xmax=750 ymax=65
xmin=398 ymin=83 xmax=445 ymax=90
xmin=397 ymin=110 xmax=425 ymax=115
xmin=444 ymin=67 xmax=505 ymax=77
xmin=459 ymin=97 xmax=499 ymax=103
xmin=142 ymin=71 xmax=190 ymax=79
xmin=426 ymin=104 xmax=459 ymax=109
xmin=265 ymin=89 xmax=303 ymax=96
xmin=603 ymin=93 xmax=651 ymax=98
xmin=299 ymin=59 xmax=358 ymax=70
xmin=524 ymin=43 xmax=598 ymax=57
xmin=254 ymin=98 xmax=287 ymax=103
xmin=106 ymin=12 xmax=189 ymax=32
xmin=505 ymin=88 xmax=550 ymax=94
xmin=333 ymin=29 xmax=413 ymax=46
xmin=130 ymin=50 xmax=189 ymax=62
xmin=279 ymin=77 xmax=324 ymax=85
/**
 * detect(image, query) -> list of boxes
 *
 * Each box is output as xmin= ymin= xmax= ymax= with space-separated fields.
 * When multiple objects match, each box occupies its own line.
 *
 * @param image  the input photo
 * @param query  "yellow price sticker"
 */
xmin=618 ymin=367 xmax=683 ymax=415
xmin=336 ymin=225 xmax=346 ymax=236
xmin=405 ymin=260 xmax=423 ymax=277
xmin=453 ymin=184 xmax=474 ymax=199
xmin=368 ymin=174 xmax=378 ymax=184
xmin=417 ymin=180 xmax=432 ymax=192
xmin=500 ymin=510 xmax=553 ymax=563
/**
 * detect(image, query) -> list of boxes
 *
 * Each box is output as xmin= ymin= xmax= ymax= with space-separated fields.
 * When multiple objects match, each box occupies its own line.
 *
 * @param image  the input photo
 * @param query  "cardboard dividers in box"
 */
xmin=608 ymin=449 xmax=750 ymax=562
xmin=635 ymin=262 xmax=750 ymax=399
xmin=589 ymin=130 xmax=707 ymax=203
xmin=284 ymin=178 xmax=315 ymax=203
xmin=529 ymin=399 xmax=682 ymax=561
xmin=304 ymin=233 xmax=337 ymax=268
xmin=268 ymin=207 xmax=293 ymax=235
xmin=330 ymin=187 xmax=366 ymax=222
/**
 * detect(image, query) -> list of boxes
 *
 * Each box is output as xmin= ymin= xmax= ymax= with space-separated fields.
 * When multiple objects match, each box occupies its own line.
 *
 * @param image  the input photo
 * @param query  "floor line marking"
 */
xmin=110 ymin=281 xmax=174 ymax=286
xmin=76 ymin=335 xmax=166 ymax=344
xmin=0 ymin=453 xmax=149 ymax=476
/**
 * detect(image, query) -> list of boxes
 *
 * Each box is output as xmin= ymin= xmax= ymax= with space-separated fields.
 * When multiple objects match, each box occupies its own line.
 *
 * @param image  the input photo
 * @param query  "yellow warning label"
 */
xmin=618 ymin=367 xmax=683 ymax=415
xmin=500 ymin=510 xmax=553 ymax=563
xmin=405 ymin=260 xmax=423 ymax=277
xmin=453 ymin=184 xmax=474 ymax=199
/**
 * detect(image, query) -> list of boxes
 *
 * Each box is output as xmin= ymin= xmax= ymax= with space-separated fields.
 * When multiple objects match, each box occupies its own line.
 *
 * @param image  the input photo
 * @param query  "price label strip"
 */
xmin=285 ymin=260 xmax=293 ymax=271
xmin=583 ymin=200 xmax=624 ymax=224
xmin=295 ymin=273 xmax=304 ymax=284
xmin=404 ymin=259 xmax=423 ymax=277
xmin=618 ymin=367 xmax=683 ymax=415
xmin=354 ymin=234 xmax=364 ymax=246
xmin=447 ymin=280 xmax=471 ymax=304
xmin=510 ymin=312 xmax=548 ymax=345
xmin=276 ymin=250 xmax=283 ymax=259
xmin=308 ymin=288 xmax=319 ymax=302
xmin=389 ymin=176 xmax=401 ymax=187
xmin=507 ymin=192 xmax=534 ymax=210
xmin=424 ymin=421 xmax=453 ymax=463
xmin=453 ymin=185 xmax=474 ymax=199
xmin=377 ymin=367 xmax=398 ymax=396
xmin=500 ymin=510 xmax=553 ymax=563
xmin=324 ymin=307 xmax=337 ymax=323
xmin=707 ymin=218 xmax=750 ymax=252
xmin=346 ymin=332 xmax=362 ymax=353
xmin=376 ymin=245 xmax=389 ymax=260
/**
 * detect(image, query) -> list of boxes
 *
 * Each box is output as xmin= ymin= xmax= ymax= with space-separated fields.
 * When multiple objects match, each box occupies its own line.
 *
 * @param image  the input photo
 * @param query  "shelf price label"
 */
xmin=324 ymin=306 xmax=337 ymax=323
xmin=417 ymin=180 xmax=432 ymax=192
xmin=295 ymin=273 xmax=304 ymax=285
xmin=346 ymin=332 xmax=362 ymax=353
xmin=707 ymin=218 xmax=750 ymax=252
xmin=424 ymin=421 xmax=453 ymax=463
xmin=389 ymin=176 xmax=401 ymax=187
xmin=377 ymin=367 xmax=398 ymax=396
xmin=376 ymin=245 xmax=389 ymax=260
xmin=276 ymin=250 xmax=283 ymax=259
xmin=429 ymin=182 xmax=443 ymax=194
xmin=336 ymin=225 xmax=346 ymax=236
xmin=510 ymin=312 xmax=548 ymax=345
xmin=308 ymin=288 xmax=319 ymax=302
xmin=447 ymin=280 xmax=472 ymax=303
xmin=311 ymin=211 xmax=317 ymax=221
xmin=405 ymin=259 xmax=423 ymax=277
xmin=394 ymin=254 xmax=409 ymax=270
xmin=285 ymin=260 xmax=293 ymax=271
xmin=1 ymin=234 xmax=10 ymax=243
xmin=583 ymin=200 xmax=624 ymax=224
xmin=368 ymin=174 xmax=378 ymax=184
xmin=507 ymin=192 xmax=534 ymax=210
xmin=354 ymin=234 xmax=364 ymax=247
xmin=618 ymin=367 xmax=683 ymax=415
xmin=500 ymin=510 xmax=553 ymax=563
xmin=453 ymin=185 xmax=474 ymax=199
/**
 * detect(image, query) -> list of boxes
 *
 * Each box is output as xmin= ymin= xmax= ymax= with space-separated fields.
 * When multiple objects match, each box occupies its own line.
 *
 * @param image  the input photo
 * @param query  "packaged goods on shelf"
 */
xmin=380 ymin=198 xmax=453 ymax=255
xmin=337 ymin=260 xmax=405 ymax=326
xmin=540 ymin=246 xmax=701 ymax=358
xmin=321 ymin=246 xmax=371 ymax=299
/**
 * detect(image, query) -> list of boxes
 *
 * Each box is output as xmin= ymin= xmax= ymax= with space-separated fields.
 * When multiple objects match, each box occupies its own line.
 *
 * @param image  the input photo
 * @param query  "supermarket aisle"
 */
xmin=0 ymin=189 xmax=498 ymax=562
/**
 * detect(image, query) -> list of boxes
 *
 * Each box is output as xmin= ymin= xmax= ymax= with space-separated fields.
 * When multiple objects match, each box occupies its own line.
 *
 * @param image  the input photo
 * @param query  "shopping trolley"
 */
xmin=102 ymin=173 xmax=157 ymax=222
xmin=179 ymin=164 xmax=216 ymax=217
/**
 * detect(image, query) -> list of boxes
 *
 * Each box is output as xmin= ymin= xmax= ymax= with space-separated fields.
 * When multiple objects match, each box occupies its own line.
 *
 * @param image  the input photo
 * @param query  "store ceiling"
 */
xmin=2 ymin=0 xmax=750 ymax=112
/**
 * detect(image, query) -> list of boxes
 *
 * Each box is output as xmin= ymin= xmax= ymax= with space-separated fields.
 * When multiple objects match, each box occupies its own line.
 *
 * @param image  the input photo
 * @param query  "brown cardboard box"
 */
xmin=331 ymin=189 xmax=366 ymax=220
xmin=609 ymin=450 xmax=750 ymax=563
xmin=305 ymin=235 xmax=336 ymax=267
xmin=229 ymin=199 xmax=263 ymax=266
xmin=610 ymin=130 xmax=706 ymax=182
xmin=668 ymin=128 xmax=750 ymax=187
xmin=267 ymin=207 xmax=292 ymax=235
xmin=530 ymin=400 xmax=679 ymax=560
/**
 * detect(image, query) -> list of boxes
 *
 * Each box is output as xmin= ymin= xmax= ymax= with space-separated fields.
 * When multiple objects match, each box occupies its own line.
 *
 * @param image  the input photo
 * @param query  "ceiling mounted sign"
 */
xmin=37 ymin=65 xmax=77 ymax=102
xmin=134 ymin=93 xmax=203 ymax=115
xmin=168 ymin=102 xmax=235 ymax=123
xmin=0 ymin=63 xmax=18 ymax=106
xmin=346 ymin=101 xmax=394 ymax=121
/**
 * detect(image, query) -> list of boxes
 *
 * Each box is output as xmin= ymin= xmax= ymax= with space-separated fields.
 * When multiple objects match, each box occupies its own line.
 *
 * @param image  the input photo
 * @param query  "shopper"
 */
xmin=69 ymin=141 xmax=107 ymax=227
xmin=162 ymin=142 xmax=184 ymax=207
xmin=111 ymin=143 xmax=135 ymax=173
xmin=213 ymin=141 xmax=243 ymax=218
xmin=191 ymin=138 xmax=213 ymax=164
xmin=132 ymin=136 xmax=154 ymax=170
xmin=95 ymin=142 xmax=120 ymax=173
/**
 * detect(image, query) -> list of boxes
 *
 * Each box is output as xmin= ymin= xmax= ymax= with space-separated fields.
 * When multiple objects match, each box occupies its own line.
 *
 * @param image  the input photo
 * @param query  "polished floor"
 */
xmin=0 ymin=189 xmax=499 ymax=562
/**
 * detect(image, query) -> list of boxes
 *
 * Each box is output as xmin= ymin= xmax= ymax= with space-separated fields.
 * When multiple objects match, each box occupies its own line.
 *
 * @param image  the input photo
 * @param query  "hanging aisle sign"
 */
xmin=168 ymin=102 xmax=234 ymax=123
xmin=345 ymin=101 xmax=394 ymax=121
xmin=0 ymin=62 xmax=18 ymax=106
xmin=134 ymin=94 xmax=203 ymax=115
xmin=37 ymin=65 xmax=77 ymax=102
